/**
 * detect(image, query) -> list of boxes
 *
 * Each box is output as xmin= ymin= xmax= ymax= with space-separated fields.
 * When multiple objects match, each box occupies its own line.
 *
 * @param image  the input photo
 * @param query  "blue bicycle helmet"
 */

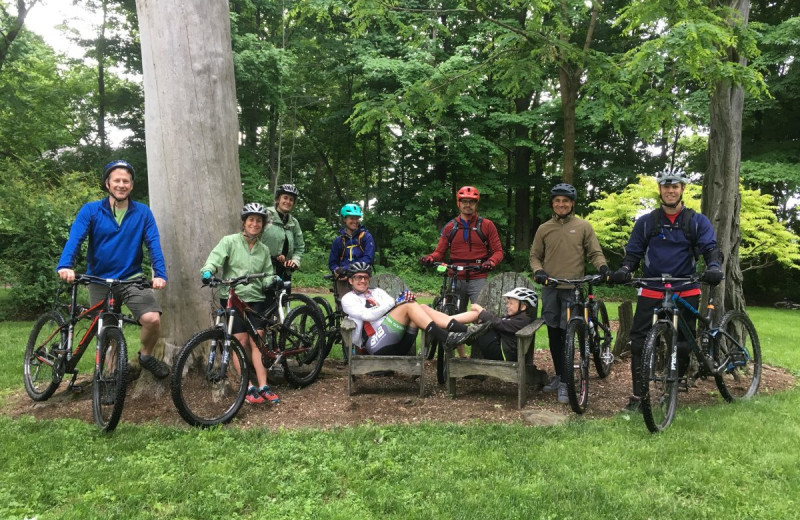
xmin=550 ymin=183 xmax=577 ymax=201
xmin=102 ymin=160 xmax=135 ymax=190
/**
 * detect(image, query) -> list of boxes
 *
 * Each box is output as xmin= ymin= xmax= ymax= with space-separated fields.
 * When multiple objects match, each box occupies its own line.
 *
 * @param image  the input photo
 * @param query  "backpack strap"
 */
xmin=647 ymin=207 xmax=699 ymax=260
xmin=339 ymin=231 xmax=366 ymax=262
xmin=446 ymin=216 xmax=492 ymax=253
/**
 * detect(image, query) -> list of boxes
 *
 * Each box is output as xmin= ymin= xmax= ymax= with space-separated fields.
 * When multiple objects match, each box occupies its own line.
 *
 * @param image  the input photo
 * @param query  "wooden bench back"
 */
xmin=475 ymin=272 xmax=537 ymax=317
xmin=369 ymin=273 xmax=407 ymax=297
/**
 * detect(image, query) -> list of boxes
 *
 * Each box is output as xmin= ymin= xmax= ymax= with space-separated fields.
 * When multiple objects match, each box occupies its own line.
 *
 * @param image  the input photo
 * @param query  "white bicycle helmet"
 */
xmin=656 ymin=166 xmax=689 ymax=185
xmin=503 ymin=287 xmax=538 ymax=308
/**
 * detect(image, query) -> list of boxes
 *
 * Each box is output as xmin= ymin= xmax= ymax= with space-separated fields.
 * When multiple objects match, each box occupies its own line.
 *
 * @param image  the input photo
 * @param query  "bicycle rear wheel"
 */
xmin=641 ymin=322 xmax=678 ymax=433
xmin=714 ymin=310 xmax=762 ymax=402
xmin=313 ymin=296 xmax=345 ymax=362
xmin=563 ymin=318 xmax=589 ymax=414
xmin=24 ymin=311 xmax=67 ymax=401
xmin=171 ymin=329 xmax=249 ymax=427
xmin=280 ymin=305 xmax=325 ymax=387
xmin=92 ymin=327 xmax=128 ymax=432
xmin=591 ymin=301 xmax=614 ymax=378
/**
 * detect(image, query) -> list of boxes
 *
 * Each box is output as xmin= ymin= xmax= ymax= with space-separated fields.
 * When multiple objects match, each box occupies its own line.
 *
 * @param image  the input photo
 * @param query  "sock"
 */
xmin=447 ymin=319 xmax=468 ymax=333
xmin=139 ymin=353 xmax=152 ymax=361
xmin=426 ymin=322 xmax=449 ymax=344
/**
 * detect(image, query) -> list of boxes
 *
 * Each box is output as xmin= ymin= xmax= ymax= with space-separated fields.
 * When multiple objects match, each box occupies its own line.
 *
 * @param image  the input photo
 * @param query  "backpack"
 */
xmin=646 ymin=207 xmax=700 ymax=260
xmin=339 ymin=230 xmax=366 ymax=262
xmin=446 ymin=216 xmax=492 ymax=253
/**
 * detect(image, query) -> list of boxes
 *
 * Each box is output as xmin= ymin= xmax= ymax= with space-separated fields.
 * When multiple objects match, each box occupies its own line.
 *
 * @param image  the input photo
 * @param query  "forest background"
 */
xmin=1 ymin=0 xmax=799 ymax=320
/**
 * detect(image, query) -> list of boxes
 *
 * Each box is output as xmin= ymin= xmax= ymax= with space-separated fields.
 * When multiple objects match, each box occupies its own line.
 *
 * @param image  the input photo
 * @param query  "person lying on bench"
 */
xmin=420 ymin=287 xmax=538 ymax=362
xmin=341 ymin=262 xmax=485 ymax=355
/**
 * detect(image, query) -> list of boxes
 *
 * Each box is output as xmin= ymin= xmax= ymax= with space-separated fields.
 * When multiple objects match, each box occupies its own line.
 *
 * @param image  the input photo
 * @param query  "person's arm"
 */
xmin=362 ymin=230 xmax=376 ymax=265
xmin=529 ymin=227 xmax=545 ymax=273
xmin=483 ymin=219 xmax=504 ymax=266
xmin=328 ymin=236 xmax=342 ymax=273
xmin=619 ymin=217 xmax=647 ymax=272
xmin=696 ymin=215 xmax=722 ymax=268
xmin=479 ymin=310 xmax=531 ymax=335
xmin=143 ymin=207 xmax=168 ymax=281
xmin=290 ymin=216 xmax=305 ymax=265
xmin=429 ymin=221 xmax=454 ymax=262
xmin=200 ymin=236 xmax=231 ymax=276
xmin=583 ymin=222 xmax=608 ymax=272
xmin=56 ymin=204 xmax=93 ymax=273
xmin=341 ymin=288 xmax=395 ymax=322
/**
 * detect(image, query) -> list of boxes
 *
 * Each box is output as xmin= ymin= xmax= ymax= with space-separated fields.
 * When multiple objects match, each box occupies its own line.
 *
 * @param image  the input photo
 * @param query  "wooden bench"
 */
xmin=340 ymin=273 xmax=427 ymax=397
xmin=426 ymin=272 xmax=547 ymax=409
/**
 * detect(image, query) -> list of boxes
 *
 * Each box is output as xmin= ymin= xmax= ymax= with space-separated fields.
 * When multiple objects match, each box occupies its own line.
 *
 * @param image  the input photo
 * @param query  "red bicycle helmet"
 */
xmin=456 ymin=186 xmax=480 ymax=201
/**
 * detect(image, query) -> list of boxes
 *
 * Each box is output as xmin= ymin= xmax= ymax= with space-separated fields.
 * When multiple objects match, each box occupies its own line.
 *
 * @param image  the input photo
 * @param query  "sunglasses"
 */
xmin=351 ymin=274 xmax=370 ymax=281
xmin=458 ymin=199 xmax=478 ymax=205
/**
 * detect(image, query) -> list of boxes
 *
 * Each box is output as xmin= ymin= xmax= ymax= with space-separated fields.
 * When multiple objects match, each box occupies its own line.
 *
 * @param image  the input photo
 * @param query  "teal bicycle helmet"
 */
xmin=340 ymin=204 xmax=363 ymax=218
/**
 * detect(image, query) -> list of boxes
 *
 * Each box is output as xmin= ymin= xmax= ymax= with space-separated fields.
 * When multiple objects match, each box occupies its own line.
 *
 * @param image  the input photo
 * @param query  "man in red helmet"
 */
xmin=420 ymin=186 xmax=504 ymax=356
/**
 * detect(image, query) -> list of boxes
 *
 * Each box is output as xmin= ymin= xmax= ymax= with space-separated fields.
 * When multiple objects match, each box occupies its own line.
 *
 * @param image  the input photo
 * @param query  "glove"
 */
xmin=419 ymin=255 xmax=434 ymax=267
xmin=334 ymin=267 xmax=346 ymax=278
xmin=201 ymin=271 xmax=212 ymax=285
xmin=396 ymin=290 xmax=416 ymax=304
xmin=699 ymin=267 xmax=723 ymax=286
xmin=533 ymin=270 xmax=549 ymax=285
xmin=599 ymin=265 xmax=611 ymax=283
xmin=611 ymin=267 xmax=632 ymax=284
xmin=483 ymin=260 xmax=495 ymax=271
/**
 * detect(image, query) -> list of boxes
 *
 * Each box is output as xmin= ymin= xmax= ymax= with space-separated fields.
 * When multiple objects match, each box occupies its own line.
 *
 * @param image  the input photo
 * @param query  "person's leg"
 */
xmin=121 ymin=285 xmax=169 ymax=379
xmin=420 ymin=304 xmax=480 ymax=328
xmin=539 ymin=286 xmax=562 ymax=389
xmin=138 ymin=311 xmax=161 ymax=356
xmin=629 ymin=296 xmax=660 ymax=401
xmin=677 ymin=295 xmax=700 ymax=379
xmin=463 ymin=279 xmax=487 ymax=359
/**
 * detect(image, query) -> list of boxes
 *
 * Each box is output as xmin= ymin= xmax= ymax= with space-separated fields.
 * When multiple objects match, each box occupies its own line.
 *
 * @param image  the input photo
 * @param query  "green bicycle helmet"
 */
xmin=340 ymin=204 xmax=363 ymax=218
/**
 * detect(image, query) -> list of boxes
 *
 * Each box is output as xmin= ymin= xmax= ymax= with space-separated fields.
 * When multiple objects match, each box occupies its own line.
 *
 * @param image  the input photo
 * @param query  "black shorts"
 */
xmin=220 ymin=300 xmax=268 ymax=334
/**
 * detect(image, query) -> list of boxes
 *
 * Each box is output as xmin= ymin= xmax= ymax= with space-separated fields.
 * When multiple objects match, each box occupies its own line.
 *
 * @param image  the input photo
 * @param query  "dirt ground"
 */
xmin=3 ymin=349 xmax=795 ymax=430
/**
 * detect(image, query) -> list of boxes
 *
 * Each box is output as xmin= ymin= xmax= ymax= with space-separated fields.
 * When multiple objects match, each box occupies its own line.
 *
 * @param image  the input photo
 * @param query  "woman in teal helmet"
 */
xmin=329 ymin=203 xmax=376 ymax=295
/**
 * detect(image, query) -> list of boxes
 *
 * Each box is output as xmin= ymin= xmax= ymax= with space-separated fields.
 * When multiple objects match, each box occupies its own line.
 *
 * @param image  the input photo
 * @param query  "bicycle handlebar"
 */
xmin=205 ymin=272 xmax=267 ymax=288
xmin=430 ymin=262 xmax=486 ymax=274
xmin=628 ymin=275 xmax=699 ymax=289
xmin=73 ymin=274 xmax=152 ymax=290
xmin=545 ymin=274 xmax=603 ymax=287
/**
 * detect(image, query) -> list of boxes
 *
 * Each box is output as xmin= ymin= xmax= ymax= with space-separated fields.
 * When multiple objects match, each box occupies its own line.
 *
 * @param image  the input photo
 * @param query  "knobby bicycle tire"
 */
xmin=641 ymin=322 xmax=678 ymax=433
xmin=425 ymin=296 xmax=444 ymax=361
xmin=436 ymin=302 xmax=459 ymax=384
xmin=563 ymin=318 xmax=589 ymax=414
xmin=591 ymin=301 xmax=614 ymax=378
xmin=24 ymin=311 xmax=67 ymax=401
xmin=714 ymin=310 xmax=762 ymax=402
xmin=280 ymin=305 xmax=325 ymax=387
xmin=313 ymin=296 xmax=345 ymax=362
xmin=92 ymin=326 xmax=128 ymax=432
xmin=171 ymin=329 xmax=249 ymax=428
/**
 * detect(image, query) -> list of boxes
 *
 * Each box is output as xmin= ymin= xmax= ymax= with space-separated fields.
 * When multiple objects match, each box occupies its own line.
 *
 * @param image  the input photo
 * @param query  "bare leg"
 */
xmin=420 ymin=305 xmax=480 ymax=328
xmin=138 ymin=311 xmax=161 ymax=356
xmin=235 ymin=331 xmax=267 ymax=388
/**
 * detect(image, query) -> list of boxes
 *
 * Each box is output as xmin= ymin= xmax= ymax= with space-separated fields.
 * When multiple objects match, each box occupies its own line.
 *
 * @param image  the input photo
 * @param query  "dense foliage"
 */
xmin=1 ymin=0 xmax=799 ymax=316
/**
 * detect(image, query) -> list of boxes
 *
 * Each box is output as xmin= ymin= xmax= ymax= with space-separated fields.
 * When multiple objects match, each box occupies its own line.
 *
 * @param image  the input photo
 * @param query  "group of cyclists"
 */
xmin=54 ymin=158 xmax=724 ymax=413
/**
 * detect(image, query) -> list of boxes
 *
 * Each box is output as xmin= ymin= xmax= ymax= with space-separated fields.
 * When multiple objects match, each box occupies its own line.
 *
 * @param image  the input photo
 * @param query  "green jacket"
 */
xmin=262 ymin=206 xmax=305 ymax=267
xmin=201 ymin=233 xmax=277 ymax=302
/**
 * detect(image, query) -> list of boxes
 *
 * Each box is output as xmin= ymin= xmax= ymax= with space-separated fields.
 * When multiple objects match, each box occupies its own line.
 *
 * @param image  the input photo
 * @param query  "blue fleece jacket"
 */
xmin=57 ymin=198 xmax=167 ymax=280
xmin=328 ymin=226 xmax=376 ymax=273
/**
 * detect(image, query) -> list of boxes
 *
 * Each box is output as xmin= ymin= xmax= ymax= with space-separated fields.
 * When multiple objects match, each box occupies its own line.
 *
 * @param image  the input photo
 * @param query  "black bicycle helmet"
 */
xmin=241 ymin=202 xmax=269 ymax=224
xmin=276 ymin=183 xmax=300 ymax=199
xmin=656 ymin=166 xmax=689 ymax=185
xmin=346 ymin=262 xmax=372 ymax=278
xmin=550 ymin=183 xmax=577 ymax=201
xmin=102 ymin=160 xmax=135 ymax=190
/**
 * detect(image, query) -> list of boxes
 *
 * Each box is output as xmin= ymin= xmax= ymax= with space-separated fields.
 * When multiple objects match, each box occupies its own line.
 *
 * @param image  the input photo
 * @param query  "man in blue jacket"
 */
xmin=611 ymin=166 xmax=724 ymax=412
xmin=57 ymin=160 xmax=170 ymax=379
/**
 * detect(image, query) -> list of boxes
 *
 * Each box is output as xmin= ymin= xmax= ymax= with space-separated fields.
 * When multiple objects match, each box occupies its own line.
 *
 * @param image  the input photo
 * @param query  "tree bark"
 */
xmin=135 ymin=0 xmax=243 ymax=360
xmin=702 ymin=0 xmax=750 ymax=314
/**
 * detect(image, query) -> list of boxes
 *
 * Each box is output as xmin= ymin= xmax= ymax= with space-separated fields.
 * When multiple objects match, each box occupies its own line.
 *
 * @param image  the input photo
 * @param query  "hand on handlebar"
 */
xmin=533 ymin=270 xmax=549 ymax=285
xmin=419 ymin=255 xmax=435 ymax=267
xmin=611 ymin=267 xmax=632 ymax=284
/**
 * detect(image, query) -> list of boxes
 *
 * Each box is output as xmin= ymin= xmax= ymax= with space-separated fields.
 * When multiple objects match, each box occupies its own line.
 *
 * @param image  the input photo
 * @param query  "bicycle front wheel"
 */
xmin=641 ymin=322 xmax=678 ymax=433
xmin=171 ymin=329 xmax=249 ymax=427
xmin=24 ymin=311 xmax=67 ymax=401
xmin=280 ymin=305 xmax=325 ymax=387
xmin=313 ymin=296 xmax=345 ymax=362
xmin=564 ymin=318 xmax=589 ymax=414
xmin=92 ymin=326 xmax=128 ymax=432
xmin=591 ymin=301 xmax=614 ymax=378
xmin=714 ymin=310 xmax=762 ymax=402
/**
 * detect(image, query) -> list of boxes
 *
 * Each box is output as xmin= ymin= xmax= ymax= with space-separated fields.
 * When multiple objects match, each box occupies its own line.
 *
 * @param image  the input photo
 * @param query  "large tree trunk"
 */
xmin=136 ymin=0 xmax=243 ymax=361
xmin=702 ymin=0 xmax=750 ymax=315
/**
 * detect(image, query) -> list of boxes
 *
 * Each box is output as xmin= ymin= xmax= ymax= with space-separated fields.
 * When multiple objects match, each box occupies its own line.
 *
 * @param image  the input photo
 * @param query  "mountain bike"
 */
xmin=24 ymin=275 xmax=150 ymax=432
xmin=631 ymin=276 xmax=762 ymax=433
xmin=545 ymin=274 xmax=614 ymax=414
xmin=424 ymin=261 xmax=485 ymax=384
xmin=312 ymin=273 xmax=347 ymax=362
xmin=171 ymin=273 xmax=324 ymax=427
xmin=773 ymin=297 xmax=800 ymax=310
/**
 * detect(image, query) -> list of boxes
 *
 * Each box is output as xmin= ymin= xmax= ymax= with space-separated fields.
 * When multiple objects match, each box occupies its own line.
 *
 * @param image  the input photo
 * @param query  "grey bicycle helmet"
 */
xmin=503 ymin=287 xmax=538 ymax=308
xmin=241 ymin=202 xmax=269 ymax=224
xmin=276 ymin=183 xmax=300 ymax=199
xmin=102 ymin=159 xmax=135 ymax=190
xmin=550 ymin=183 xmax=577 ymax=201
xmin=656 ymin=166 xmax=689 ymax=185
xmin=346 ymin=262 xmax=372 ymax=278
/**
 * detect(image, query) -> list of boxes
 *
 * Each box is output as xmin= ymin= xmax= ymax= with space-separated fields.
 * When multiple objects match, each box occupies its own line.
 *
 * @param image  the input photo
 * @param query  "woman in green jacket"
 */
xmin=262 ymin=184 xmax=306 ymax=281
xmin=201 ymin=203 xmax=280 ymax=405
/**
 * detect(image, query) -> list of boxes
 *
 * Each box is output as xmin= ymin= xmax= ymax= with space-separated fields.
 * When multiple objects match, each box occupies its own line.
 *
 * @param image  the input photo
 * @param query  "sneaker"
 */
xmin=445 ymin=322 xmax=492 ymax=349
xmin=542 ymin=375 xmax=561 ymax=393
xmin=138 ymin=352 xmax=170 ymax=379
xmin=557 ymin=383 xmax=569 ymax=404
xmin=259 ymin=385 xmax=280 ymax=404
xmin=623 ymin=395 xmax=642 ymax=413
xmin=245 ymin=386 xmax=266 ymax=404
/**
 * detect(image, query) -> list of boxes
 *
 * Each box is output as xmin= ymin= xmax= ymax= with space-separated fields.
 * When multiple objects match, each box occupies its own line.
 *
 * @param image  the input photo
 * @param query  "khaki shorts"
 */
xmin=88 ymin=283 xmax=162 ymax=321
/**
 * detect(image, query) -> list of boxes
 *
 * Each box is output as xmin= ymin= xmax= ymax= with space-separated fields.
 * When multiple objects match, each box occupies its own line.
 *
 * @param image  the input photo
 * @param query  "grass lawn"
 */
xmin=0 ymin=304 xmax=798 ymax=519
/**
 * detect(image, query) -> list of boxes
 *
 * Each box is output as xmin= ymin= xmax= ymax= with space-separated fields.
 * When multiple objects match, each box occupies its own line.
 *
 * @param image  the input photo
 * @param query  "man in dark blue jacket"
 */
xmin=611 ymin=166 xmax=724 ymax=412
xmin=57 ymin=160 xmax=170 ymax=379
